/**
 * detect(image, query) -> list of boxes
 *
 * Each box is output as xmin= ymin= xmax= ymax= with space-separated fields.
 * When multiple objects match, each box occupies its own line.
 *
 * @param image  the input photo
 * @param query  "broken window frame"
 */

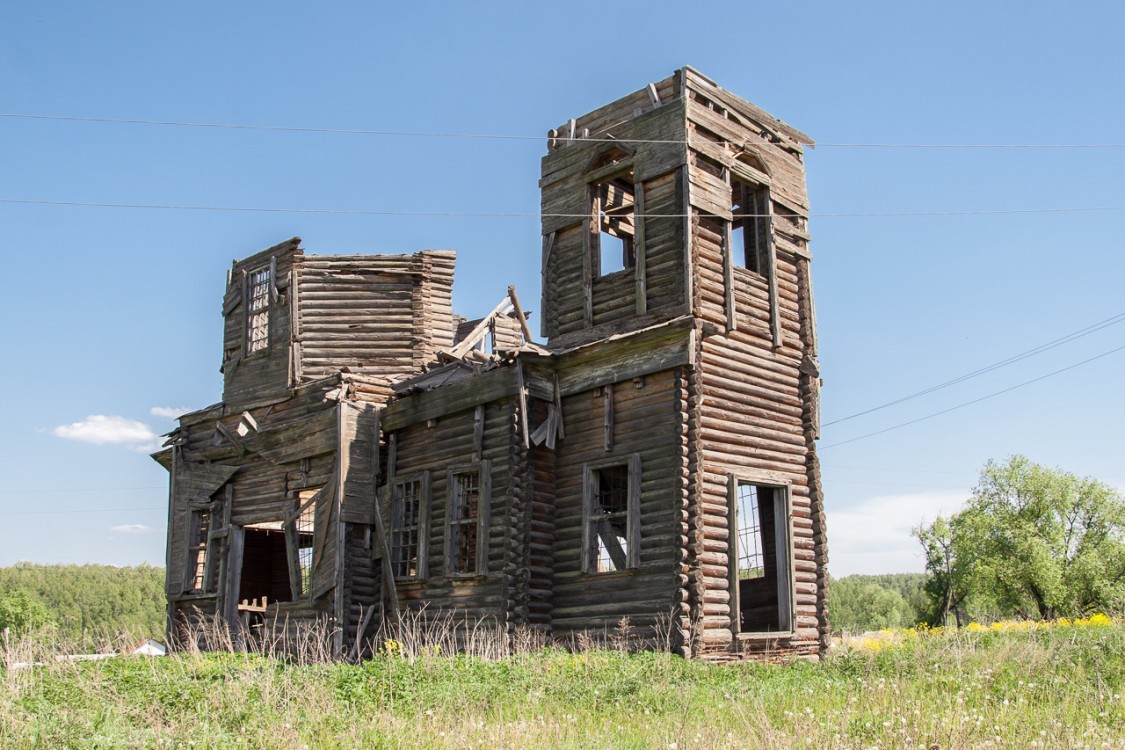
xmin=184 ymin=505 xmax=214 ymax=594
xmin=581 ymin=453 xmax=641 ymax=574
xmin=292 ymin=489 xmax=318 ymax=597
xmin=729 ymin=178 xmax=771 ymax=276
xmin=245 ymin=264 xmax=272 ymax=356
xmin=444 ymin=461 xmax=491 ymax=578
xmin=727 ymin=474 xmax=795 ymax=636
xmin=585 ymin=147 xmax=638 ymax=279
xmin=389 ymin=472 xmax=431 ymax=581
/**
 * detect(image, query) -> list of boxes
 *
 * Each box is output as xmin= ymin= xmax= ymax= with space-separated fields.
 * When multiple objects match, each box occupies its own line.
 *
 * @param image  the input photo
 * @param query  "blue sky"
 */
xmin=2 ymin=2 xmax=1122 ymax=576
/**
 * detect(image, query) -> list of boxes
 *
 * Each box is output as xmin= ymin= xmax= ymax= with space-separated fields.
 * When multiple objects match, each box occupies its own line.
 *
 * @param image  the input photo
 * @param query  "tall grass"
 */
xmin=4 ymin=617 xmax=1125 ymax=749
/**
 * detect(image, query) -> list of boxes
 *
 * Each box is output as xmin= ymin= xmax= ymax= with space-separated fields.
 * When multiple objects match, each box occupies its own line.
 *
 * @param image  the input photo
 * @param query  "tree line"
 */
xmin=0 ymin=563 xmax=165 ymax=641
xmin=832 ymin=455 xmax=1125 ymax=633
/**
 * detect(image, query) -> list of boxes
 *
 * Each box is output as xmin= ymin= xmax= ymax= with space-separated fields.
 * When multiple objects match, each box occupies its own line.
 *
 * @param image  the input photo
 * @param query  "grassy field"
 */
xmin=4 ymin=619 xmax=1125 ymax=749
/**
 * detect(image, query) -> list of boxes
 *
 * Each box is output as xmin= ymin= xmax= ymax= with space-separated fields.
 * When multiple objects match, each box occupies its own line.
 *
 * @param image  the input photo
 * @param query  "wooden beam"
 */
xmin=633 ymin=180 xmax=647 ymax=315
xmin=516 ymin=361 xmax=530 ymax=450
xmin=472 ymin=404 xmax=484 ymax=462
xmin=449 ymin=297 xmax=513 ymax=358
xmin=540 ymin=232 xmax=555 ymax=339
xmin=603 ymin=382 xmax=614 ymax=452
xmin=765 ymin=198 xmax=782 ymax=348
xmin=507 ymin=285 xmax=533 ymax=343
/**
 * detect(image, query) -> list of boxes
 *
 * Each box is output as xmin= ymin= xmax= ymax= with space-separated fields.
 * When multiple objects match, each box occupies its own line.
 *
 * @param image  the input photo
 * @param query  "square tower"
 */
xmin=541 ymin=67 xmax=828 ymax=656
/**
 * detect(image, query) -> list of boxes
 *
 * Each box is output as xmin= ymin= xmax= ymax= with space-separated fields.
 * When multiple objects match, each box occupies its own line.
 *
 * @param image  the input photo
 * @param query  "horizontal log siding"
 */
xmin=389 ymin=399 xmax=512 ymax=623
xmin=341 ymin=523 xmax=379 ymax=655
xmin=640 ymin=172 xmax=685 ymax=319
xmin=681 ymin=84 xmax=822 ymax=659
xmin=540 ymin=81 xmax=688 ymax=345
xmin=296 ymin=251 xmax=455 ymax=383
xmin=525 ymin=399 xmax=557 ymax=629
xmin=550 ymin=370 xmax=681 ymax=640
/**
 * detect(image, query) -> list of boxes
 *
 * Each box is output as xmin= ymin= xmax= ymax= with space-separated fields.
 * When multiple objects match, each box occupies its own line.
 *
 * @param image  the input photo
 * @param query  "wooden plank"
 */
xmin=633 ymin=180 xmax=647 ymax=315
xmin=473 ymin=404 xmax=484 ymax=462
xmin=517 ymin=361 xmax=530 ymax=450
xmin=449 ymin=297 xmax=513 ymax=358
xmin=603 ymin=382 xmax=614 ymax=452
xmin=540 ymin=231 xmax=556 ymax=339
xmin=581 ymin=217 xmax=593 ymax=327
xmin=765 ymin=198 xmax=782 ymax=348
xmin=507 ymin=285 xmax=533 ymax=343
xmin=382 ymin=367 xmax=519 ymax=432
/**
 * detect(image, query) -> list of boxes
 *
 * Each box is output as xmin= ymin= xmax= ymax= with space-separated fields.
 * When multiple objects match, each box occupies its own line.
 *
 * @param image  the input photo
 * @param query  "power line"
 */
xmin=820 ymin=343 xmax=1125 ymax=450
xmin=6 ymin=112 xmax=1125 ymax=150
xmin=823 ymin=311 xmax=1125 ymax=427
xmin=0 ymin=487 xmax=164 ymax=494
xmin=6 ymin=197 xmax=1125 ymax=219
xmin=0 ymin=506 xmax=163 ymax=516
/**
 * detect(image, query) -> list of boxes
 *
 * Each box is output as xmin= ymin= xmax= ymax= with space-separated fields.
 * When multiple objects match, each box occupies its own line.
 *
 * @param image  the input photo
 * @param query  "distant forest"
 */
xmin=0 ymin=563 xmax=165 ymax=642
xmin=828 ymin=573 xmax=931 ymax=632
xmin=0 ymin=564 xmax=1012 ymax=641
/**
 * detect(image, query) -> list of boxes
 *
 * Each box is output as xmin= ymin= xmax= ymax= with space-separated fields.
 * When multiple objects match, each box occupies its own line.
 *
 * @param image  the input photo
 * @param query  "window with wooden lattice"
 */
xmin=446 ymin=462 xmax=491 ymax=576
xmin=390 ymin=473 xmax=430 ymax=580
xmin=246 ymin=265 xmax=271 ymax=355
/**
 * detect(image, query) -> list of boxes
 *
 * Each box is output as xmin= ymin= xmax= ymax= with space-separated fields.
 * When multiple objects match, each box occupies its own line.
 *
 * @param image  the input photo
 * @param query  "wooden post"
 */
xmin=506 ymin=285 xmax=533 ymax=344
xmin=633 ymin=181 xmax=647 ymax=315
xmin=603 ymin=383 xmax=614 ymax=452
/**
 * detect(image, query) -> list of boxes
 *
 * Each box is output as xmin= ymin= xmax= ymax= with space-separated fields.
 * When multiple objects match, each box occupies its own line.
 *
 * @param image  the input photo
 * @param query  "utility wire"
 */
xmin=0 ymin=487 xmax=164 ymax=494
xmin=0 ymin=506 xmax=163 ymax=516
xmin=823 ymin=311 xmax=1125 ymax=427
xmin=820 ymin=343 xmax=1125 ymax=450
xmin=6 ymin=197 xmax=1125 ymax=219
xmin=6 ymin=112 xmax=1125 ymax=150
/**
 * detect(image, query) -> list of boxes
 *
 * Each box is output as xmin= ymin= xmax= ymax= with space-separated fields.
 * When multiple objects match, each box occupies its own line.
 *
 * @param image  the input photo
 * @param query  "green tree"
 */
xmin=915 ymin=456 xmax=1125 ymax=622
xmin=0 ymin=588 xmax=55 ymax=633
xmin=829 ymin=577 xmax=914 ymax=632
xmin=914 ymin=515 xmax=966 ymax=626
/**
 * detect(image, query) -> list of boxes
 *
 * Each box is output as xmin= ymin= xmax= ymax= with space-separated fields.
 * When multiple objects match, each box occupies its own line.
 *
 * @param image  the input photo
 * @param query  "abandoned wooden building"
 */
xmin=155 ymin=66 xmax=829 ymax=661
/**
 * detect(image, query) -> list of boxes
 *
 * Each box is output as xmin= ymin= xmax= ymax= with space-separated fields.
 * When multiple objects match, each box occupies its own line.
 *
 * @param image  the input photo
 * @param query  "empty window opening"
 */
xmin=594 ymin=177 xmax=636 ymax=276
xmin=731 ymin=180 xmax=770 ymax=275
xmin=239 ymin=525 xmax=293 ymax=605
xmin=736 ymin=483 xmax=766 ymax=581
xmin=590 ymin=465 xmax=630 ymax=572
xmin=295 ymin=493 xmax=316 ymax=596
xmin=731 ymin=481 xmax=792 ymax=633
xmin=187 ymin=510 xmax=211 ymax=593
xmin=246 ymin=266 xmax=271 ymax=354
xmin=448 ymin=470 xmax=481 ymax=575
xmin=391 ymin=478 xmax=423 ymax=578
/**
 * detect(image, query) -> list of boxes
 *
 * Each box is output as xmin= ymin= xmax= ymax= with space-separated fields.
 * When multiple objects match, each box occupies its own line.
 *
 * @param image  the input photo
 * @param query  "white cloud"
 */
xmin=150 ymin=406 xmax=190 ymax=419
xmin=110 ymin=524 xmax=156 ymax=534
xmin=53 ymin=415 xmax=156 ymax=447
xmin=827 ymin=490 xmax=968 ymax=578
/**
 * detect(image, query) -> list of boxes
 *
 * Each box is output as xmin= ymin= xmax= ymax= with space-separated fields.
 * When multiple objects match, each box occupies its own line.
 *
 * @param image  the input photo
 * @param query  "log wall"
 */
xmin=548 ymin=369 xmax=682 ymax=641
xmin=296 ymin=251 xmax=455 ymax=384
xmin=384 ymin=399 xmax=514 ymax=624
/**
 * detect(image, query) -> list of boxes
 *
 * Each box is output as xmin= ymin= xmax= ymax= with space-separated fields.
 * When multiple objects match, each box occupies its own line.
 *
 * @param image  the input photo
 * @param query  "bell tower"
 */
xmin=540 ymin=68 xmax=829 ymax=656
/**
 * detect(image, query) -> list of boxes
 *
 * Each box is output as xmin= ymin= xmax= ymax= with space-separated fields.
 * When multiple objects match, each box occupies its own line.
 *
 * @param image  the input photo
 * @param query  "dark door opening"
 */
xmin=238 ymin=527 xmax=293 ymax=605
xmin=731 ymin=481 xmax=793 ymax=633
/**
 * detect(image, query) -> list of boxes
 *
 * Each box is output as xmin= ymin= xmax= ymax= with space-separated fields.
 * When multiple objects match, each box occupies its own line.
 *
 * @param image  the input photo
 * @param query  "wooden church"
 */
xmin=155 ymin=67 xmax=829 ymax=661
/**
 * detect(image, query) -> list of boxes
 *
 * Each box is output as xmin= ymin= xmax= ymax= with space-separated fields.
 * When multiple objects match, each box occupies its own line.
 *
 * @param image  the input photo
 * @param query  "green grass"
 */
xmin=5 ymin=624 xmax=1125 ymax=749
